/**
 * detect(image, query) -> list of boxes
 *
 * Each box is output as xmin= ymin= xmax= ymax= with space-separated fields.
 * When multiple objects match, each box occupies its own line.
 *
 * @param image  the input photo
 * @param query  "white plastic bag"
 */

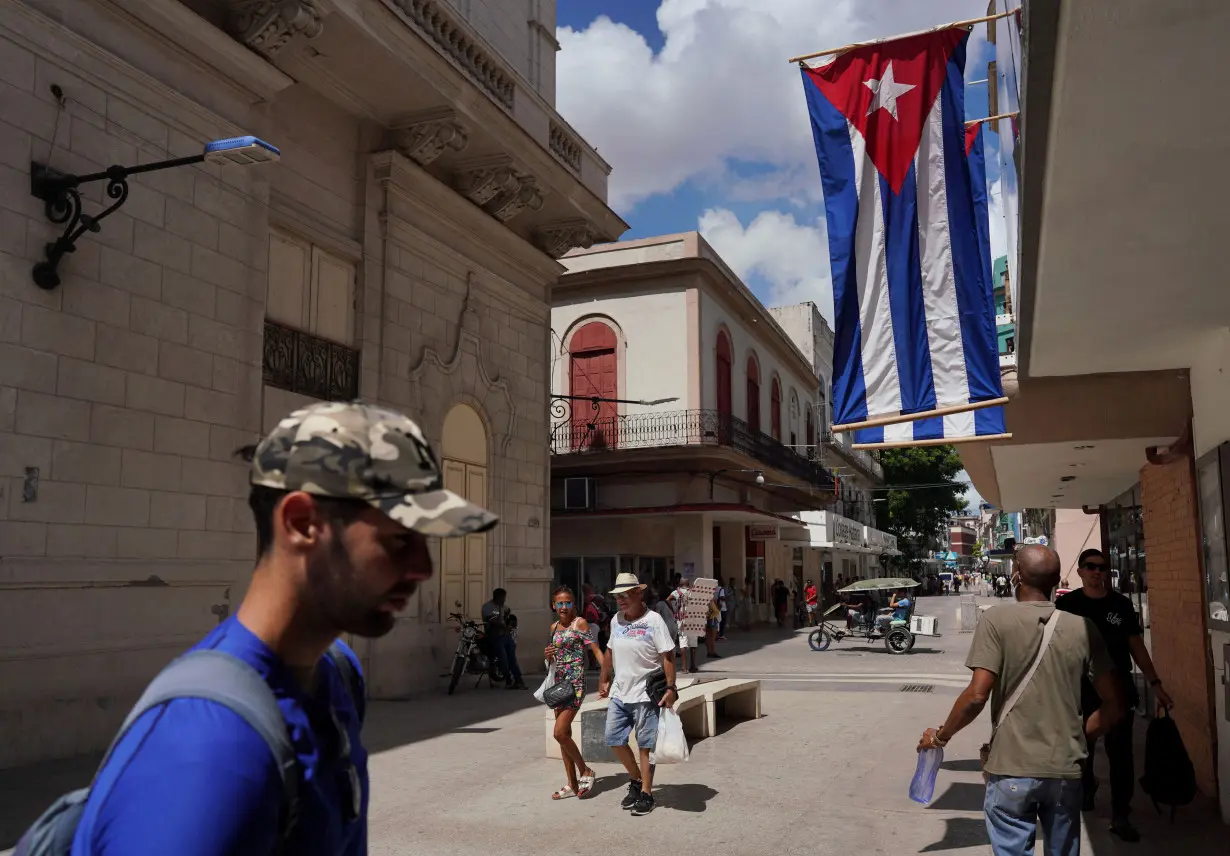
xmin=533 ymin=662 xmax=555 ymax=704
xmin=650 ymin=708 xmax=689 ymax=764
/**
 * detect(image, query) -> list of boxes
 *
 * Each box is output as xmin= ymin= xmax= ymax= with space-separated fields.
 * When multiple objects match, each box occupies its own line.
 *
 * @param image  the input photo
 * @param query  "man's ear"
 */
xmin=276 ymin=491 xmax=325 ymax=552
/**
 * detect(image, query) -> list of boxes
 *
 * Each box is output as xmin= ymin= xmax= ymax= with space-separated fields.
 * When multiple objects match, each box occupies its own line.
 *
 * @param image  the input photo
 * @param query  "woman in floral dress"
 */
xmin=543 ymin=586 xmax=605 ymax=800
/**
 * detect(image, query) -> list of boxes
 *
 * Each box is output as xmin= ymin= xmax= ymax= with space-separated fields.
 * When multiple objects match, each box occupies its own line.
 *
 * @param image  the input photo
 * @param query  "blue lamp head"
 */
xmin=203 ymin=136 xmax=280 ymax=166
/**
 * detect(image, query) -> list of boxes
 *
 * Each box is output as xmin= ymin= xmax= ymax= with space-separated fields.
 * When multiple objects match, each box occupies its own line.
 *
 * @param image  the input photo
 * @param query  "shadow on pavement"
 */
xmin=654 ymin=783 xmax=718 ymax=813
xmin=919 ymin=817 xmax=991 ymax=851
xmin=941 ymin=759 xmax=984 ymax=773
xmin=927 ymin=781 xmax=987 ymax=813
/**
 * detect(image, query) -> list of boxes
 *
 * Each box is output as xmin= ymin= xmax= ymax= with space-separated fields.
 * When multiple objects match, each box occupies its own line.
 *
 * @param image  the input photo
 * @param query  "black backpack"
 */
xmin=1138 ymin=710 xmax=1197 ymax=819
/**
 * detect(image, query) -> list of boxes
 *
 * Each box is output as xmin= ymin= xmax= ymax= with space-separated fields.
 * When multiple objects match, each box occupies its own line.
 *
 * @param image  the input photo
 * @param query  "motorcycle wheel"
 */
xmin=447 ymin=655 xmax=465 ymax=694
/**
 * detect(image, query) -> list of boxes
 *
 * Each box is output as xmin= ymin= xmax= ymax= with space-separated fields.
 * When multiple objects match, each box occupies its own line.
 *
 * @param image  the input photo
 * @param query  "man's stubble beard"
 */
xmin=306 ymin=536 xmax=405 ymax=639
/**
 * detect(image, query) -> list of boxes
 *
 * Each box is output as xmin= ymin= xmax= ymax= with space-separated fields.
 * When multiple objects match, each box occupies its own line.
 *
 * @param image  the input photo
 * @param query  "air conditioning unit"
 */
xmin=563 ymin=477 xmax=596 ymax=510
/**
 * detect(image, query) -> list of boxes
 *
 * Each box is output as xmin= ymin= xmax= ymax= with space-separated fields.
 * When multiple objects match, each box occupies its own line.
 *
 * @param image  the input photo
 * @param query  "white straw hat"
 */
xmin=609 ymin=573 xmax=647 ymax=595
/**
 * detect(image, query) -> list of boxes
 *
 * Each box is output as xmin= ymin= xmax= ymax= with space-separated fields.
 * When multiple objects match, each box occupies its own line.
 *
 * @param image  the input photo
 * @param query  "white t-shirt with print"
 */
xmin=608 ymin=607 xmax=675 ymax=704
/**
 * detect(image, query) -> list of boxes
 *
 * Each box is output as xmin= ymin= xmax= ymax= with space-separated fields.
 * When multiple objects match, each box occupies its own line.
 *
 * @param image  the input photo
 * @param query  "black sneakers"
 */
xmin=621 ymin=780 xmax=642 ymax=810
xmin=631 ymin=791 xmax=656 ymax=816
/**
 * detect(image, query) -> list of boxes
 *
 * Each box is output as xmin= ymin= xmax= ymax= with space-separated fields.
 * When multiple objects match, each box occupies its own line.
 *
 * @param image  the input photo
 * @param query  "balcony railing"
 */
xmin=824 ymin=431 xmax=884 ymax=480
xmin=263 ymin=320 xmax=360 ymax=401
xmin=550 ymin=408 xmax=834 ymax=490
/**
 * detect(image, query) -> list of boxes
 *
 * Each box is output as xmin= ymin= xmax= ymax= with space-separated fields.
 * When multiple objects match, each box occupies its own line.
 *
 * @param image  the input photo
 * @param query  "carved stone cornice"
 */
xmin=485 ymin=175 xmax=545 ymax=223
xmin=391 ymin=109 xmax=470 ymax=167
xmin=453 ymin=157 xmax=521 ymax=207
xmin=391 ymin=0 xmax=516 ymax=109
xmin=229 ymin=0 xmax=323 ymax=60
xmin=534 ymin=219 xmax=600 ymax=260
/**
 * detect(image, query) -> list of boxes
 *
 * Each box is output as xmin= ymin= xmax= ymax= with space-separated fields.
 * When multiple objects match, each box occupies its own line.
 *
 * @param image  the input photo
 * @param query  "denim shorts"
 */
xmin=604 ymin=698 xmax=660 ymax=750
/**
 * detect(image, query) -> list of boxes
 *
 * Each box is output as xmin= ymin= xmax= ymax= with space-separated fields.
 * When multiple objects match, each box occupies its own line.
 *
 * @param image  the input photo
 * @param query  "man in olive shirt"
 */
xmin=1056 ymin=548 xmax=1173 ymax=842
xmin=918 ymin=546 xmax=1122 ymax=856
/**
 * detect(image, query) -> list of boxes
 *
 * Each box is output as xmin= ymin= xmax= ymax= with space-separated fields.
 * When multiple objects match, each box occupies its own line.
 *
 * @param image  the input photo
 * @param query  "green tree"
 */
xmin=878 ymin=445 xmax=969 ymax=568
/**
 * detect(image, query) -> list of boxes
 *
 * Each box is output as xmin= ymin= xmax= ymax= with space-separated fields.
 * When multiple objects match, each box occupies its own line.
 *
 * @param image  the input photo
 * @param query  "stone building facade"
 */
xmin=0 ymin=0 xmax=624 ymax=768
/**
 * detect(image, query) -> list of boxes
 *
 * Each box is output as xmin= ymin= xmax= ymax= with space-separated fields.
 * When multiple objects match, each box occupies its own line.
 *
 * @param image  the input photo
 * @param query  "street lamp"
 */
xmin=707 ymin=468 xmax=765 ymax=499
xmin=29 ymin=136 xmax=280 ymax=289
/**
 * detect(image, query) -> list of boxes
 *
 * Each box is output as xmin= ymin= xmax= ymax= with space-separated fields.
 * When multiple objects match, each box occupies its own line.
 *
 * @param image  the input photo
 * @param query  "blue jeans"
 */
xmin=985 ymin=776 xmax=1082 ymax=856
xmin=491 ymin=634 xmax=521 ymax=683
xmin=604 ymin=699 xmax=660 ymax=751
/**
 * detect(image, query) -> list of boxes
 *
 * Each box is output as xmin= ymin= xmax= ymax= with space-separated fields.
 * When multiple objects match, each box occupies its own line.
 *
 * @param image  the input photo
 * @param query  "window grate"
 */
xmin=900 ymin=684 xmax=934 ymax=694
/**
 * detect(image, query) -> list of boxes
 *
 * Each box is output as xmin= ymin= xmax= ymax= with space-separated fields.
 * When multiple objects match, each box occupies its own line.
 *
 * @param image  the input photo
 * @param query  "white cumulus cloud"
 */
xmin=557 ymin=0 xmax=992 ymax=211
xmin=698 ymin=207 xmax=834 ymax=320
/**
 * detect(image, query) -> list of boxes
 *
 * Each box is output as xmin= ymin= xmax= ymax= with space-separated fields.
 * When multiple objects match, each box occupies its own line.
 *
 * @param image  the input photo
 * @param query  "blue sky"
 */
xmin=554 ymin=0 xmax=1009 ymax=508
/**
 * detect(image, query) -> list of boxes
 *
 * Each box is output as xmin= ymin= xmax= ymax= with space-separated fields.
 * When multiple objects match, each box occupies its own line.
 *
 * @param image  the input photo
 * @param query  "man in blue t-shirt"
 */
xmin=71 ymin=402 xmax=499 ymax=856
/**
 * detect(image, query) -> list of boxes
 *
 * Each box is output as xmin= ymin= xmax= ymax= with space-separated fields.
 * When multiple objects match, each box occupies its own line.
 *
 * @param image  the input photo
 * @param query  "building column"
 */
xmin=674 ymin=513 xmax=715 ymax=580
xmin=1139 ymin=454 xmax=1219 ymax=798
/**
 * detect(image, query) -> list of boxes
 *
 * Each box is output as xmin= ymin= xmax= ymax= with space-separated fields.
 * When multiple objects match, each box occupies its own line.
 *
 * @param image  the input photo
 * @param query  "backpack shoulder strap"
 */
xmin=94 ymin=650 xmax=299 ymax=844
xmin=325 ymin=642 xmax=366 ymax=726
xmin=994 ymin=609 xmax=1062 ymax=735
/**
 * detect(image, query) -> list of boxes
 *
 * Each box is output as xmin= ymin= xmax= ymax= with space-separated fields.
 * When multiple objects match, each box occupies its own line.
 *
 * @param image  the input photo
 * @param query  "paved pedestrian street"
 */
xmin=1 ymin=597 xmax=1222 ymax=855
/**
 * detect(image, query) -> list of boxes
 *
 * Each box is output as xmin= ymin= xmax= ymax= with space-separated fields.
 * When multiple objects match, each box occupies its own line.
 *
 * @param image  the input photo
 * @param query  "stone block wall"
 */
xmin=1139 ymin=455 xmax=1219 ymax=797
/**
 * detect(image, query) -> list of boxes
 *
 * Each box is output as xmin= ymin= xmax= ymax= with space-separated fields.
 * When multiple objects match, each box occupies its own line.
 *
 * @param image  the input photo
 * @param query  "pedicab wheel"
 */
xmin=808 ymin=628 xmax=832 ymax=651
xmin=885 ymin=628 xmax=914 ymax=654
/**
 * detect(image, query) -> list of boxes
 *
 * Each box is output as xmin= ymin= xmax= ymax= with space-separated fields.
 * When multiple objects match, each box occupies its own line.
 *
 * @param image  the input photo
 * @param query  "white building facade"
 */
xmin=0 ymin=0 xmax=623 ymax=767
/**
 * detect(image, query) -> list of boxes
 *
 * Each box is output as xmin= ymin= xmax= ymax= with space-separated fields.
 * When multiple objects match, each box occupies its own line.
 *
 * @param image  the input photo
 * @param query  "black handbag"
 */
xmin=645 ymin=669 xmax=669 ymax=706
xmin=542 ymin=679 xmax=576 ymax=708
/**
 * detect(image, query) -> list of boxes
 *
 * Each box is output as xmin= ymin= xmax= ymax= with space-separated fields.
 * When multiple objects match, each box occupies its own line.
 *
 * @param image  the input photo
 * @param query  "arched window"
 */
xmin=569 ymin=321 xmax=618 ymax=450
xmin=770 ymin=377 xmax=782 ymax=441
xmin=805 ymin=407 xmax=815 ymax=458
xmin=746 ymin=354 xmax=761 ymax=434
xmin=716 ymin=330 xmax=732 ymax=417
xmin=818 ymin=378 xmax=829 ymax=434
xmin=788 ymin=389 xmax=799 ymax=449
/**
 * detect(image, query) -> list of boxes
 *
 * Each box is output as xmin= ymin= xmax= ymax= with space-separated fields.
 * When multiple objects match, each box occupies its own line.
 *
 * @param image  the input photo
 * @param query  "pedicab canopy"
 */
xmin=837 ymin=578 xmax=920 ymax=594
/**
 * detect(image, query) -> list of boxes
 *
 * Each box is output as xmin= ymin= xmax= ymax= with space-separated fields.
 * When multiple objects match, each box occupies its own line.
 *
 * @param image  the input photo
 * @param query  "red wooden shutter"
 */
xmin=569 ymin=322 xmax=618 ymax=449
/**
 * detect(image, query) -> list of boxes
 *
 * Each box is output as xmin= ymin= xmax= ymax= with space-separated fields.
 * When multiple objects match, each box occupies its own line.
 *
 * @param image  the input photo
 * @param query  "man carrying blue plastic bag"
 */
xmin=599 ymin=573 xmax=678 ymax=816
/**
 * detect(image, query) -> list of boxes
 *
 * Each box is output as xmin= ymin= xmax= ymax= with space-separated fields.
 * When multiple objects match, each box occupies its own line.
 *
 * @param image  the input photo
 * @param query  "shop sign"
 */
xmin=833 ymin=516 xmax=863 ymax=549
xmin=748 ymin=524 xmax=779 ymax=541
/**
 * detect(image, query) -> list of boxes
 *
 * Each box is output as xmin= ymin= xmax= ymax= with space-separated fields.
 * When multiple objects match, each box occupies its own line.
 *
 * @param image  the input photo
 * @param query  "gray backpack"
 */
xmin=15 ymin=643 xmax=362 ymax=856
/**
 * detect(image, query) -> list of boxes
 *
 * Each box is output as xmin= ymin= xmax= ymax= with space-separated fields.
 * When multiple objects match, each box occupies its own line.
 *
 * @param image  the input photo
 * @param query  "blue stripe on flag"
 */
xmin=850 ymin=405 xmax=1006 ymax=445
xmin=802 ymin=75 xmax=869 ymax=425
xmin=941 ymin=41 xmax=1003 ymax=403
xmin=880 ymin=167 xmax=937 ymax=415
xmin=967 ymin=124 xmax=994 ymax=304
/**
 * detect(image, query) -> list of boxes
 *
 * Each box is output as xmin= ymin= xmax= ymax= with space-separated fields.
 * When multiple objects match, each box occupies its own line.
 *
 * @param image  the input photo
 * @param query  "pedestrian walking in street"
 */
xmin=582 ymin=582 xmax=611 ymax=669
xmin=1056 ymin=548 xmax=1174 ymax=842
xmin=22 ymin=401 xmax=499 ymax=856
xmin=917 ymin=545 xmax=1122 ymax=856
xmin=772 ymin=579 xmax=789 ymax=627
xmin=717 ymin=580 xmax=730 ymax=640
xmin=648 ymin=589 xmax=679 ymax=652
xmin=482 ymin=588 xmax=528 ymax=689
xmin=668 ymin=577 xmax=700 ymax=673
xmin=704 ymin=596 xmax=722 ymax=659
xmin=599 ymin=573 xmax=678 ymax=817
xmin=543 ymin=586 xmax=604 ymax=800
xmin=804 ymin=579 xmax=819 ymax=626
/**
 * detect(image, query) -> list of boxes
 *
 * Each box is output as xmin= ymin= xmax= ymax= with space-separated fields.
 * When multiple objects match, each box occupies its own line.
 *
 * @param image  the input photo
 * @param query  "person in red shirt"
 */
xmin=804 ymin=580 xmax=819 ymax=626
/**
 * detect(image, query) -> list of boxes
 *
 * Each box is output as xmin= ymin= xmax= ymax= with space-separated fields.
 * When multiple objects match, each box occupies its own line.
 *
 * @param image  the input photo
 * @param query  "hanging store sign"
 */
xmin=748 ymin=524 xmax=780 ymax=541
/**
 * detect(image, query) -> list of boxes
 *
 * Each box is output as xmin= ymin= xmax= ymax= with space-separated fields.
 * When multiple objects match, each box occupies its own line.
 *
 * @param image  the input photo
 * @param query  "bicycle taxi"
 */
xmin=807 ymin=577 xmax=940 ymax=654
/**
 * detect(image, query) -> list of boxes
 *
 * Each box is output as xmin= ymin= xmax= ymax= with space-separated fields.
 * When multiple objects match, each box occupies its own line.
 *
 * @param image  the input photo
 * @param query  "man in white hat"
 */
xmin=599 ymin=573 xmax=678 ymax=816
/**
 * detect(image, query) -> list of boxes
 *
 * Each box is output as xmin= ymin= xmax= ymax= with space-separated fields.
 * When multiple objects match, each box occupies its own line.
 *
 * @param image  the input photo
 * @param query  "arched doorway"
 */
xmin=569 ymin=320 xmax=618 ymax=449
xmin=440 ymin=403 xmax=489 ymax=621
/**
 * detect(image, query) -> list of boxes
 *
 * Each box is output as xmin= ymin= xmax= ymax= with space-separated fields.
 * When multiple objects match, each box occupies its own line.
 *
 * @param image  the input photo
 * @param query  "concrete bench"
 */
xmin=544 ymin=677 xmax=698 ymax=763
xmin=696 ymin=678 xmax=761 ymax=736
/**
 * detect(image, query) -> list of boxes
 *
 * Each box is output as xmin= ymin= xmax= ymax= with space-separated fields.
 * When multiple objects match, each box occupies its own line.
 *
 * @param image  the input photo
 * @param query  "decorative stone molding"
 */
xmin=534 ymin=219 xmax=600 ymax=259
xmin=485 ymin=175 xmax=545 ymax=223
xmin=454 ymin=157 xmax=521 ymax=207
xmin=229 ymin=0 xmax=324 ymax=59
xmin=392 ymin=0 xmax=516 ymax=109
xmin=391 ymin=109 xmax=470 ymax=167
xmin=549 ymin=122 xmax=582 ymax=172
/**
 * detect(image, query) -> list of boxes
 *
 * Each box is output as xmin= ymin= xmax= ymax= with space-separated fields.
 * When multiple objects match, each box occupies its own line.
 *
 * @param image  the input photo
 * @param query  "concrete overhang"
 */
xmin=959 ymin=370 xmax=1190 ymax=510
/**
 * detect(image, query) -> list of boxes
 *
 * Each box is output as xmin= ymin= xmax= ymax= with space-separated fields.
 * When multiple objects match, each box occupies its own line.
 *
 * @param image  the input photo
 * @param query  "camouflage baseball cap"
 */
xmin=249 ymin=401 xmax=498 ymax=538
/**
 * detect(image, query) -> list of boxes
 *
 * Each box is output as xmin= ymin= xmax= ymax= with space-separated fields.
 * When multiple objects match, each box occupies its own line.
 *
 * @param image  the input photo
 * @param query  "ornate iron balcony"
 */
xmin=551 ymin=408 xmax=834 ymax=491
xmin=263 ymin=319 xmax=360 ymax=401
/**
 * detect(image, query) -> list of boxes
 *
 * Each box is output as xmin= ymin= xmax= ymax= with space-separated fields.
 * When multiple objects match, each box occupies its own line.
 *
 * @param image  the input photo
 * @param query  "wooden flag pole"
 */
xmin=965 ymin=111 xmax=1019 ymax=127
xmin=851 ymin=433 xmax=1012 ymax=451
xmin=788 ymin=8 xmax=1018 ymax=65
xmin=831 ymin=396 xmax=1009 ymax=434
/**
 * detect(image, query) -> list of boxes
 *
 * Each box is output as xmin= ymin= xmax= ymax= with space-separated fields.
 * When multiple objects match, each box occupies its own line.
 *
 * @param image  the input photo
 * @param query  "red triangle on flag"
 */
xmin=803 ymin=29 xmax=966 ymax=194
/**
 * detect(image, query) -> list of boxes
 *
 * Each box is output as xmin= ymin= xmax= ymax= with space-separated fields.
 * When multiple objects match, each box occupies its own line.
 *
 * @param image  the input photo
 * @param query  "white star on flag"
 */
xmin=864 ymin=62 xmax=916 ymax=120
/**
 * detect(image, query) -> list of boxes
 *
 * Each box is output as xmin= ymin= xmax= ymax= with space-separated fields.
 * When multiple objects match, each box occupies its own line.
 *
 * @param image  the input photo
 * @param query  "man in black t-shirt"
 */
xmin=1056 ymin=548 xmax=1174 ymax=843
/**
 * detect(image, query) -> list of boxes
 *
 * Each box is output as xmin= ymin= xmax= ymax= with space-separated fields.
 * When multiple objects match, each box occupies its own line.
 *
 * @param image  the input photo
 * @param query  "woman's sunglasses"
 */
xmin=554 ymin=600 xmax=574 ymax=609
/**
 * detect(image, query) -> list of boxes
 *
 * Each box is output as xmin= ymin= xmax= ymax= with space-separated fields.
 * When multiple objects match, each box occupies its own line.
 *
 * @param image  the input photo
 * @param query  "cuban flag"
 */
xmin=802 ymin=28 xmax=1002 ymax=433
xmin=852 ymin=403 xmax=1006 ymax=447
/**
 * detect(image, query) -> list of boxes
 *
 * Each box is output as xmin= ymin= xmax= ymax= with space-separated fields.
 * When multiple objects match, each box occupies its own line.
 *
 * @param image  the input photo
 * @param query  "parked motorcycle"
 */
xmin=447 ymin=612 xmax=506 ymax=694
